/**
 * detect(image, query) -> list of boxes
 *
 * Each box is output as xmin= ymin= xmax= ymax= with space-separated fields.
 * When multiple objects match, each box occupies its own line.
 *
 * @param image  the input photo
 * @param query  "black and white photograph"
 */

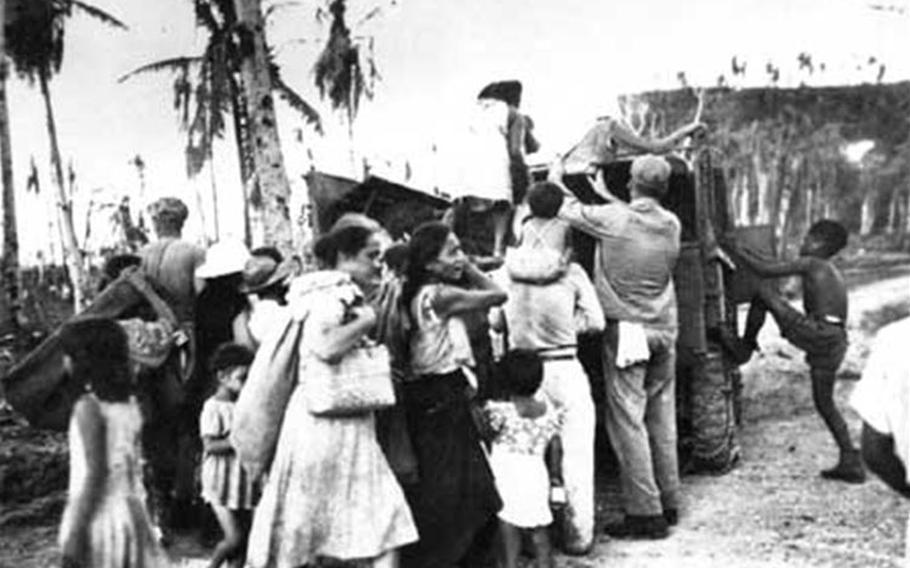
xmin=1 ymin=1 xmax=910 ymax=566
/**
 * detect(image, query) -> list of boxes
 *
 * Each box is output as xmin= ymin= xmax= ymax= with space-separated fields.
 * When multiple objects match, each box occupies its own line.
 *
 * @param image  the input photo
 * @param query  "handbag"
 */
xmin=231 ymin=311 xmax=303 ymax=479
xmin=302 ymin=340 xmax=396 ymax=417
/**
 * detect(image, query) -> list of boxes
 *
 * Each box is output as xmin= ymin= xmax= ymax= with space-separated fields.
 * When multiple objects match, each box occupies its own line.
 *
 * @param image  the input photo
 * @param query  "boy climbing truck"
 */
xmin=723 ymin=220 xmax=864 ymax=483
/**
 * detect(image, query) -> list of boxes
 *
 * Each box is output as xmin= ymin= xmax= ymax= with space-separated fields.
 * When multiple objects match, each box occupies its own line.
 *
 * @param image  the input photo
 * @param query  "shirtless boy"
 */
xmin=730 ymin=220 xmax=864 ymax=483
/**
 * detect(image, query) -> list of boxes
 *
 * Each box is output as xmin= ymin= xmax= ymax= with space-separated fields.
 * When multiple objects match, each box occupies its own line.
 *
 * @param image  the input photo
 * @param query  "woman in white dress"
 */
xmin=246 ymin=224 xmax=417 ymax=568
xmin=59 ymin=318 xmax=168 ymax=568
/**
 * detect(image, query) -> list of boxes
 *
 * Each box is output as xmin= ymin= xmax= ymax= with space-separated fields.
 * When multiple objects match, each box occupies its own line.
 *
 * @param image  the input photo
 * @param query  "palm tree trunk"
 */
xmin=39 ymin=70 xmax=87 ymax=311
xmin=228 ymin=75 xmax=254 ymax=248
xmin=860 ymin=188 xmax=876 ymax=236
xmin=207 ymin=145 xmax=219 ymax=241
xmin=0 ymin=16 xmax=21 ymax=331
xmin=232 ymin=0 xmax=294 ymax=255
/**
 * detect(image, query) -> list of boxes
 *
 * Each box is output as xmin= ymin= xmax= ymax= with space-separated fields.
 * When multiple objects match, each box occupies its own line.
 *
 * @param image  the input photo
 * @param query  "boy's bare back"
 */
xmin=799 ymin=257 xmax=847 ymax=322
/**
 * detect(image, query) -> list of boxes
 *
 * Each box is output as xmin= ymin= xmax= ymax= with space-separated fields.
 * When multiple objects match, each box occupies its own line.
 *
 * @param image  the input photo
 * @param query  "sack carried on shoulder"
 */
xmin=303 ymin=341 xmax=396 ymax=417
xmin=231 ymin=311 xmax=302 ymax=479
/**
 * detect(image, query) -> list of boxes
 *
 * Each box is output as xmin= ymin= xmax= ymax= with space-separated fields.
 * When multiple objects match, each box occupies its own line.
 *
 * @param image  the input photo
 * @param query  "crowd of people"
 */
xmin=53 ymin=79 xmax=886 ymax=568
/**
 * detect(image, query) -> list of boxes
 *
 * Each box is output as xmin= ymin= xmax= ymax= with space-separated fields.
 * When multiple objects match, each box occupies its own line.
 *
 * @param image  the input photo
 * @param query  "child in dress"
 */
xmin=200 ymin=343 xmax=259 ymax=568
xmin=485 ymin=350 xmax=564 ymax=568
xmin=58 ymin=318 xmax=167 ymax=568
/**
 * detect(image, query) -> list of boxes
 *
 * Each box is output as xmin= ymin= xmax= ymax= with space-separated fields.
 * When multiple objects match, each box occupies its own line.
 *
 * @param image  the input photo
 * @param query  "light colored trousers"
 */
xmin=540 ymin=357 xmax=596 ymax=554
xmin=603 ymin=322 xmax=680 ymax=517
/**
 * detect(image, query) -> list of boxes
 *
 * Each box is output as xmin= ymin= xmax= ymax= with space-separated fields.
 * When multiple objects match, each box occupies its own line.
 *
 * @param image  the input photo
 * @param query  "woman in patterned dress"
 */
xmin=246 ymin=224 xmax=417 ymax=568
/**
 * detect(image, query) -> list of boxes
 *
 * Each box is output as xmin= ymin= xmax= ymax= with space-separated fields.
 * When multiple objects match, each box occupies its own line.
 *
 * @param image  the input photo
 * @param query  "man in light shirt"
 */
xmin=552 ymin=154 xmax=681 ymax=539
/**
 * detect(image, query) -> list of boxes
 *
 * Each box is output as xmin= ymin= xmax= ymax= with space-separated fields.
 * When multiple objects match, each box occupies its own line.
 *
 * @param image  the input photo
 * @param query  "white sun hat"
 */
xmin=195 ymin=239 xmax=251 ymax=279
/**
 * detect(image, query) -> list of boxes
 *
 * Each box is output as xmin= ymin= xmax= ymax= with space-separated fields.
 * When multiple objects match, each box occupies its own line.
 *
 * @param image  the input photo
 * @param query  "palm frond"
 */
xmin=68 ymin=0 xmax=128 ymax=30
xmin=273 ymin=72 xmax=323 ymax=135
xmin=193 ymin=0 xmax=220 ymax=31
xmin=265 ymin=1 xmax=303 ymax=19
xmin=118 ymin=57 xmax=203 ymax=83
xmin=355 ymin=6 xmax=383 ymax=27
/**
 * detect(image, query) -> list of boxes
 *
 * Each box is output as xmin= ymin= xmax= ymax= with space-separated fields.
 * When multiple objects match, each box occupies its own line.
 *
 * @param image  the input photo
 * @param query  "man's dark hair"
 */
xmin=503 ymin=349 xmax=544 ymax=397
xmin=527 ymin=182 xmax=564 ymax=219
xmin=209 ymin=342 xmax=255 ymax=374
xmin=807 ymin=220 xmax=848 ymax=256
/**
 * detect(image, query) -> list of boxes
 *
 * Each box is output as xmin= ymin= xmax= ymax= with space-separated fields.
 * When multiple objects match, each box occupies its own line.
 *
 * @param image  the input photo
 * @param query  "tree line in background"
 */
xmin=619 ymin=81 xmax=910 ymax=257
xmin=0 ymin=0 xmax=384 ymax=325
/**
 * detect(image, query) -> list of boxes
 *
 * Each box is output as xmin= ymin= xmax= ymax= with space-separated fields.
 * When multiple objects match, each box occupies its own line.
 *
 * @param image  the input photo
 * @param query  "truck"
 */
xmin=3 ymin=144 xmax=759 ymax=475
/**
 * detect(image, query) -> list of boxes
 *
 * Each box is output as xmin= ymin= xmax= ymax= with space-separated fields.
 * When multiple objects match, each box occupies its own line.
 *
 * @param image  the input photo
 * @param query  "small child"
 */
xmin=200 ymin=343 xmax=259 ymax=568
xmin=484 ymin=350 xmax=564 ymax=568
xmin=731 ymin=219 xmax=863 ymax=483
xmin=58 ymin=318 xmax=166 ymax=568
xmin=505 ymin=181 xmax=572 ymax=284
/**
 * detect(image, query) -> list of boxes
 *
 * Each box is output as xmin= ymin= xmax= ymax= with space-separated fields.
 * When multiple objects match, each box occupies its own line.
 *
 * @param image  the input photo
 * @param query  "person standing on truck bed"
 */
xmin=550 ymin=154 xmax=682 ymax=540
xmin=451 ymin=79 xmax=538 ymax=259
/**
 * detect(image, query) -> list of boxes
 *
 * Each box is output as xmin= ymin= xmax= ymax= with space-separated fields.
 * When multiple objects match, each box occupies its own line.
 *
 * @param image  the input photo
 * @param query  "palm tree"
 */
xmin=120 ymin=0 xmax=321 ymax=247
xmin=4 ymin=0 xmax=127 ymax=311
xmin=1 ymin=0 xmax=21 ymax=331
xmin=313 ymin=0 xmax=382 ymax=168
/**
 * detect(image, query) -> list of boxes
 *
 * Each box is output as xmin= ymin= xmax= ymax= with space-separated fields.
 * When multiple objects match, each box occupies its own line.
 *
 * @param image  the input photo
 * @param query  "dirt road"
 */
xmin=570 ymin=269 xmax=910 ymax=568
xmin=2 ymin=270 xmax=909 ymax=568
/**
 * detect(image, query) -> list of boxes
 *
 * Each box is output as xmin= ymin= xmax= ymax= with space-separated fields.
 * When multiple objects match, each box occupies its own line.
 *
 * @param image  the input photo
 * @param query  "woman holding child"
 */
xmin=246 ymin=224 xmax=417 ymax=568
xmin=398 ymin=221 xmax=507 ymax=567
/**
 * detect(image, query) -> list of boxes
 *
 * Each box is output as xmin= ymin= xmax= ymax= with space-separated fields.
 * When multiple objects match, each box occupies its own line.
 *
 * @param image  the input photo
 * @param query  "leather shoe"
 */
xmin=603 ymin=514 xmax=669 ymax=539
xmin=663 ymin=508 xmax=678 ymax=526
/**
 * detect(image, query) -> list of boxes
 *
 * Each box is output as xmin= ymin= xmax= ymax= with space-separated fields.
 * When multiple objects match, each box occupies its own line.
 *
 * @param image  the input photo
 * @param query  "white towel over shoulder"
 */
xmin=615 ymin=321 xmax=650 ymax=369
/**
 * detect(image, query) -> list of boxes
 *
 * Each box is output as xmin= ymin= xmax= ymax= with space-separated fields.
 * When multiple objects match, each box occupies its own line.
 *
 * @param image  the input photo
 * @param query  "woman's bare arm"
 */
xmin=61 ymin=397 xmax=107 ymax=562
xmin=311 ymin=305 xmax=377 ymax=361
xmin=433 ymin=263 xmax=507 ymax=318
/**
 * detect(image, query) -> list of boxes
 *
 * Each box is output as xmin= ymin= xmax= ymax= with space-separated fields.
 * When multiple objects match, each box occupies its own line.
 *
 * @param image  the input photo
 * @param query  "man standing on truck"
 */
xmin=550 ymin=154 xmax=682 ymax=540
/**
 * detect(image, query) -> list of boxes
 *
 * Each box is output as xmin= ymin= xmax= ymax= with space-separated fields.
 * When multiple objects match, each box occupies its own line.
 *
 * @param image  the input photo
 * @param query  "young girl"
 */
xmin=485 ymin=350 xmax=564 ymax=568
xmin=59 ymin=318 xmax=167 ymax=568
xmin=199 ymin=342 xmax=259 ymax=568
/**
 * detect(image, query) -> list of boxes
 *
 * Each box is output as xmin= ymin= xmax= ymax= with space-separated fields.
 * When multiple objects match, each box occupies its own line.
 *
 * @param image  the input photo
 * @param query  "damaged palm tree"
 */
xmin=231 ymin=0 xmax=297 ymax=254
xmin=313 ymin=0 xmax=381 ymax=142
xmin=1 ymin=0 xmax=21 ymax=332
xmin=4 ymin=0 xmax=127 ymax=311
xmin=120 ymin=0 xmax=321 ymax=247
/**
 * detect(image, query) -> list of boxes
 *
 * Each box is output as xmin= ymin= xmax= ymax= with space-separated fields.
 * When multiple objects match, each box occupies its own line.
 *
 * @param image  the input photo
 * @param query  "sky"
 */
xmin=5 ymin=0 xmax=910 ymax=262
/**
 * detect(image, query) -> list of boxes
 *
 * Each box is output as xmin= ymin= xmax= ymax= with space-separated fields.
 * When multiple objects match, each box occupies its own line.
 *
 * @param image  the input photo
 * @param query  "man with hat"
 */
xmin=138 ymin=197 xmax=205 ymax=532
xmin=551 ymin=154 xmax=682 ymax=540
xmin=241 ymin=253 xmax=297 ymax=346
